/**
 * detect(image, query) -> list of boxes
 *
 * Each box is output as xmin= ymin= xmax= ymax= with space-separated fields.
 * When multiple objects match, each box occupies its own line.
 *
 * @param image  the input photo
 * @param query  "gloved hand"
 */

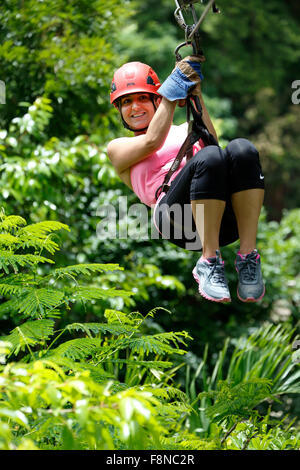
xmin=157 ymin=55 xmax=205 ymax=101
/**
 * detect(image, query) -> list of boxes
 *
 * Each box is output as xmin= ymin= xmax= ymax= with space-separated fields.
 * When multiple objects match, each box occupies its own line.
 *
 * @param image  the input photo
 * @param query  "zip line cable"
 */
xmin=188 ymin=0 xmax=217 ymax=41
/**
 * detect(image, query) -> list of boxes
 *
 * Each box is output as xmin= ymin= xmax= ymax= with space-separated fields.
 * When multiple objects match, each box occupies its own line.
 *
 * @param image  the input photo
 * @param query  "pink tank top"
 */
xmin=130 ymin=124 xmax=205 ymax=207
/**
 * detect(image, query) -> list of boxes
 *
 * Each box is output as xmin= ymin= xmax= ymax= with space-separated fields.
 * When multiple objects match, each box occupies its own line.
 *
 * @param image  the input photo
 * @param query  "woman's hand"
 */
xmin=157 ymin=55 xmax=205 ymax=101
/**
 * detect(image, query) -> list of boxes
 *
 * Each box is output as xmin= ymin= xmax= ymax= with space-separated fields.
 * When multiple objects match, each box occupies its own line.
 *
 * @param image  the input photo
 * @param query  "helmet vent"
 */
xmin=147 ymin=76 xmax=156 ymax=85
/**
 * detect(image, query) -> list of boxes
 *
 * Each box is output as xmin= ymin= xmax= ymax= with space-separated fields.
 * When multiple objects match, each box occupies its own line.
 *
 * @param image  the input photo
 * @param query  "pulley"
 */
xmin=174 ymin=0 xmax=220 ymax=60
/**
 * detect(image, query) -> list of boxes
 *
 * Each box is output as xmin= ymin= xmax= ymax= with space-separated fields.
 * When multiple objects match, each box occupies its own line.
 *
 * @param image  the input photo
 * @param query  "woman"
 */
xmin=107 ymin=58 xmax=265 ymax=303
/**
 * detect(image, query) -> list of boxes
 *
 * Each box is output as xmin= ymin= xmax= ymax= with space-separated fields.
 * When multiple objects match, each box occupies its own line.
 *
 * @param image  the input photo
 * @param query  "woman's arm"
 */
xmin=107 ymin=98 xmax=177 ymax=174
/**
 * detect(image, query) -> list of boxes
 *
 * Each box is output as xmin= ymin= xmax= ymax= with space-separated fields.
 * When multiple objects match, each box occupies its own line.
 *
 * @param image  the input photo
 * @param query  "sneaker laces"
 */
xmin=239 ymin=251 xmax=258 ymax=282
xmin=207 ymin=251 xmax=227 ymax=286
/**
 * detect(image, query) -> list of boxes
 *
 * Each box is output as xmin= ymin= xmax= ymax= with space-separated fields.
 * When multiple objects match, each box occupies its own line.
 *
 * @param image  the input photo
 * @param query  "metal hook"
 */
xmin=174 ymin=42 xmax=192 ymax=61
xmin=174 ymin=0 xmax=220 ymax=58
xmin=174 ymin=6 xmax=186 ymax=31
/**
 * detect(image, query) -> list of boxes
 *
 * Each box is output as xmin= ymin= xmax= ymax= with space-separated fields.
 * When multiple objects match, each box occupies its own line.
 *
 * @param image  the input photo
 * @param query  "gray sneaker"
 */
xmin=235 ymin=249 xmax=265 ymax=302
xmin=192 ymin=250 xmax=231 ymax=303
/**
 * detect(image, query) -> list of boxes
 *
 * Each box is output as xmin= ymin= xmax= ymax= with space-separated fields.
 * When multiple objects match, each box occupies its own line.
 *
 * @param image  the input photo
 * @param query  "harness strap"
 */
xmin=155 ymin=96 xmax=218 ymax=201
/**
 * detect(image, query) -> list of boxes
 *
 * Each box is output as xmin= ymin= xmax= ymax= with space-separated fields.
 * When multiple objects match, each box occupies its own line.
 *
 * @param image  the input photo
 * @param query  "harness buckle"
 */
xmin=155 ymin=184 xmax=170 ymax=201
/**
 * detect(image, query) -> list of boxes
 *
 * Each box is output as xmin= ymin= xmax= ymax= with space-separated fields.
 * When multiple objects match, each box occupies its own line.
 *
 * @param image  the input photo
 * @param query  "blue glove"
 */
xmin=157 ymin=55 xmax=205 ymax=101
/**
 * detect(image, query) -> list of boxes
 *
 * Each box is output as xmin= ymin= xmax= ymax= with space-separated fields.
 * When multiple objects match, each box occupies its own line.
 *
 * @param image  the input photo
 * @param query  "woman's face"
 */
xmin=120 ymin=93 xmax=160 ymax=132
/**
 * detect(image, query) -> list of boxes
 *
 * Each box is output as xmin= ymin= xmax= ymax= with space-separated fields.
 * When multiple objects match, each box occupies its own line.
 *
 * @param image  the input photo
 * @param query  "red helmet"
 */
xmin=110 ymin=62 xmax=161 ymax=106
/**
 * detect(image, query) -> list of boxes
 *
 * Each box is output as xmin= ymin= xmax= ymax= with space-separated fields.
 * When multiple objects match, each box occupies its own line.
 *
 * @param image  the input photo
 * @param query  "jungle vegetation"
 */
xmin=0 ymin=0 xmax=299 ymax=450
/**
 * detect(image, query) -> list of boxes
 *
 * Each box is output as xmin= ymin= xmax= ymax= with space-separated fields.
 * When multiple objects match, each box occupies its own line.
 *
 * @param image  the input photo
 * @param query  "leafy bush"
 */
xmin=184 ymin=321 xmax=300 ymax=444
xmin=0 ymin=97 xmax=184 ymax=320
xmin=0 ymin=211 xmax=193 ymax=449
xmin=0 ymin=211 xmax=299 ymax=450
xmin=0 ymin=0 xmax=132 ymax=137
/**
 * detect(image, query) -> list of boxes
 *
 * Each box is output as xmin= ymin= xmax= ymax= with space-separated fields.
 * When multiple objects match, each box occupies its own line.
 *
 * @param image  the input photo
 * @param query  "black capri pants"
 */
xmin=153 ymin=138 xmax=265 ymax=252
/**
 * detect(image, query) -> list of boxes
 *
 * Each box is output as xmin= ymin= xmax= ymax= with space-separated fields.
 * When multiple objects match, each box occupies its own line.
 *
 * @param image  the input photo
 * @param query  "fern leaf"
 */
xmin=18 ymin=288 xmax=65 ymax=318
xmin=156 ymin=401 xmax=192 ymax=417
xmin=153 ymin=331 xmax=191 ymax=348
xmin=103 ymin=359 xmax=173 ymax=369
xmin=0 ymin=233 xmax=19 ymax=247
xmin=0 ymin=273 xmax=36 ymax=285
xmin=17 ymin=237 xmax=60 ymax=255
xmin=48 ymin=338 xmax=102 ymax=360
xmin=43 ymin=356 xmax=116 ymax=382
xmin=0 ymin=319 xmax=55 ymax=355
xmin=145 ymin=306 xmax=172 ymax=318
xmin=14 ymin=221 xmax=70 ymax=255
xmin=0 ymin=287 xmax=62 ymax=320
xmin=166 ymin=434 xmax=219 ymax=450
xmin=53 ymin=263 xmax=124 ymax=279
xmin=200 ymin=378 xmax=273 ymax=423
xmin=0 ymin=251 xmax=53 ymax=273
xmin=126 ymin=331 xmax=190 ymax=356
xmin=18 ymin=221 xmax=70 ymax=238
xmin=65 ymin=322 xmax=134 ymax=337
xmin=142 ymin=385 xmax=188 ymax=402
xmin=0 ymin=282 xmax=28 ymax=296
xmin=67 ymin=360 xmax=116 ymax=382
xmin=0 ymin=215 xmax=26 ymax=232
xmin=72 ymin=286 xmax=133 ymax=301
xmin=104 ymin=309 xmax=143 ymax=326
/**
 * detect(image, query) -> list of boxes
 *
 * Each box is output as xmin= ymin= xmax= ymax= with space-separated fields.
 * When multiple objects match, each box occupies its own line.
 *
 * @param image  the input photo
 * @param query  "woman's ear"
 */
xmin=155 ymin=96 xmax=162 ymax=107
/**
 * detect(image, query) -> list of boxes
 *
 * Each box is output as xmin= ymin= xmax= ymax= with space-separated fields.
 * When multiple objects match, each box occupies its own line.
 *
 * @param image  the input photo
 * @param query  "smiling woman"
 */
xmin=120 ymin=93 xmax=160 ymax=134
xmin=110 ymin=61 xmax=162 ymax=132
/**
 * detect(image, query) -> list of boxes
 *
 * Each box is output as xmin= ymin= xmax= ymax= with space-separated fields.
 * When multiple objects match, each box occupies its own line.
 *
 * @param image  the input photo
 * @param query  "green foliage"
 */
xmin=183 ymin=321 xmax=300 ymax=445
xmin=0 ymin=211 xmax=132 ymax=325
xmin=0 ymin=0 xmax=133 ymax=137
xmin=0 ymin=211 xmax=299 ymax=450
xmin=257 ymin=208 xmax=300 ymax=316
xmin=2 ymin=319 xmax=55 ymax=355
xmin=0 ymin=359 xmax=166 ymax=450
xmin=199 ymin=378 xmax=274 ymax=422
xmin=0 ymin=97 xmax=185 ymax=321
xmin=0 ymin=211 xmax=194 ymax=449
xmin=225 ymin=416 xmax=300 ymax=450
xmin=0 ymin=0 xmax=300 ymax=451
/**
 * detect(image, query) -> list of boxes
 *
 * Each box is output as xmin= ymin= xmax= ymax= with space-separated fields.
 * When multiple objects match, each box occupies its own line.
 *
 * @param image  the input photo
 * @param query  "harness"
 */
xmin=155 ymin=0 xmax=220 ymax=201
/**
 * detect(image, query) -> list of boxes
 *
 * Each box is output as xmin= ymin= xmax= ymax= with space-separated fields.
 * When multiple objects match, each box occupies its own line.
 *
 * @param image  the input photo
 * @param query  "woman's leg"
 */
xmin=191 ymin=199 xmax=231 ymax=303
xmin=231 ymin=188 xmax=264 ymax=254
xmin=191 ymin=199 xmax=225 ymax=258
xmin=225 ymin=138 xmax=265 ymax=252
xmin=188 ymin=145 xmax=229 ymax=258
xmin=225 ymin=138 xmax=265 ymax=301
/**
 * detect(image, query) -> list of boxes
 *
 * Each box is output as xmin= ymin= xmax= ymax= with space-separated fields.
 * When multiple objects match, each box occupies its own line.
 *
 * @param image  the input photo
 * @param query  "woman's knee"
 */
xmin=193 ymin=145 xmax=226 ymax=172
xmin=225 ymin=138 xmax=264 ymax=190
xmin=190 ymin=146 xmax=228 ymax=199
xmin=226 ymin=138 xmax=259 ymax=165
